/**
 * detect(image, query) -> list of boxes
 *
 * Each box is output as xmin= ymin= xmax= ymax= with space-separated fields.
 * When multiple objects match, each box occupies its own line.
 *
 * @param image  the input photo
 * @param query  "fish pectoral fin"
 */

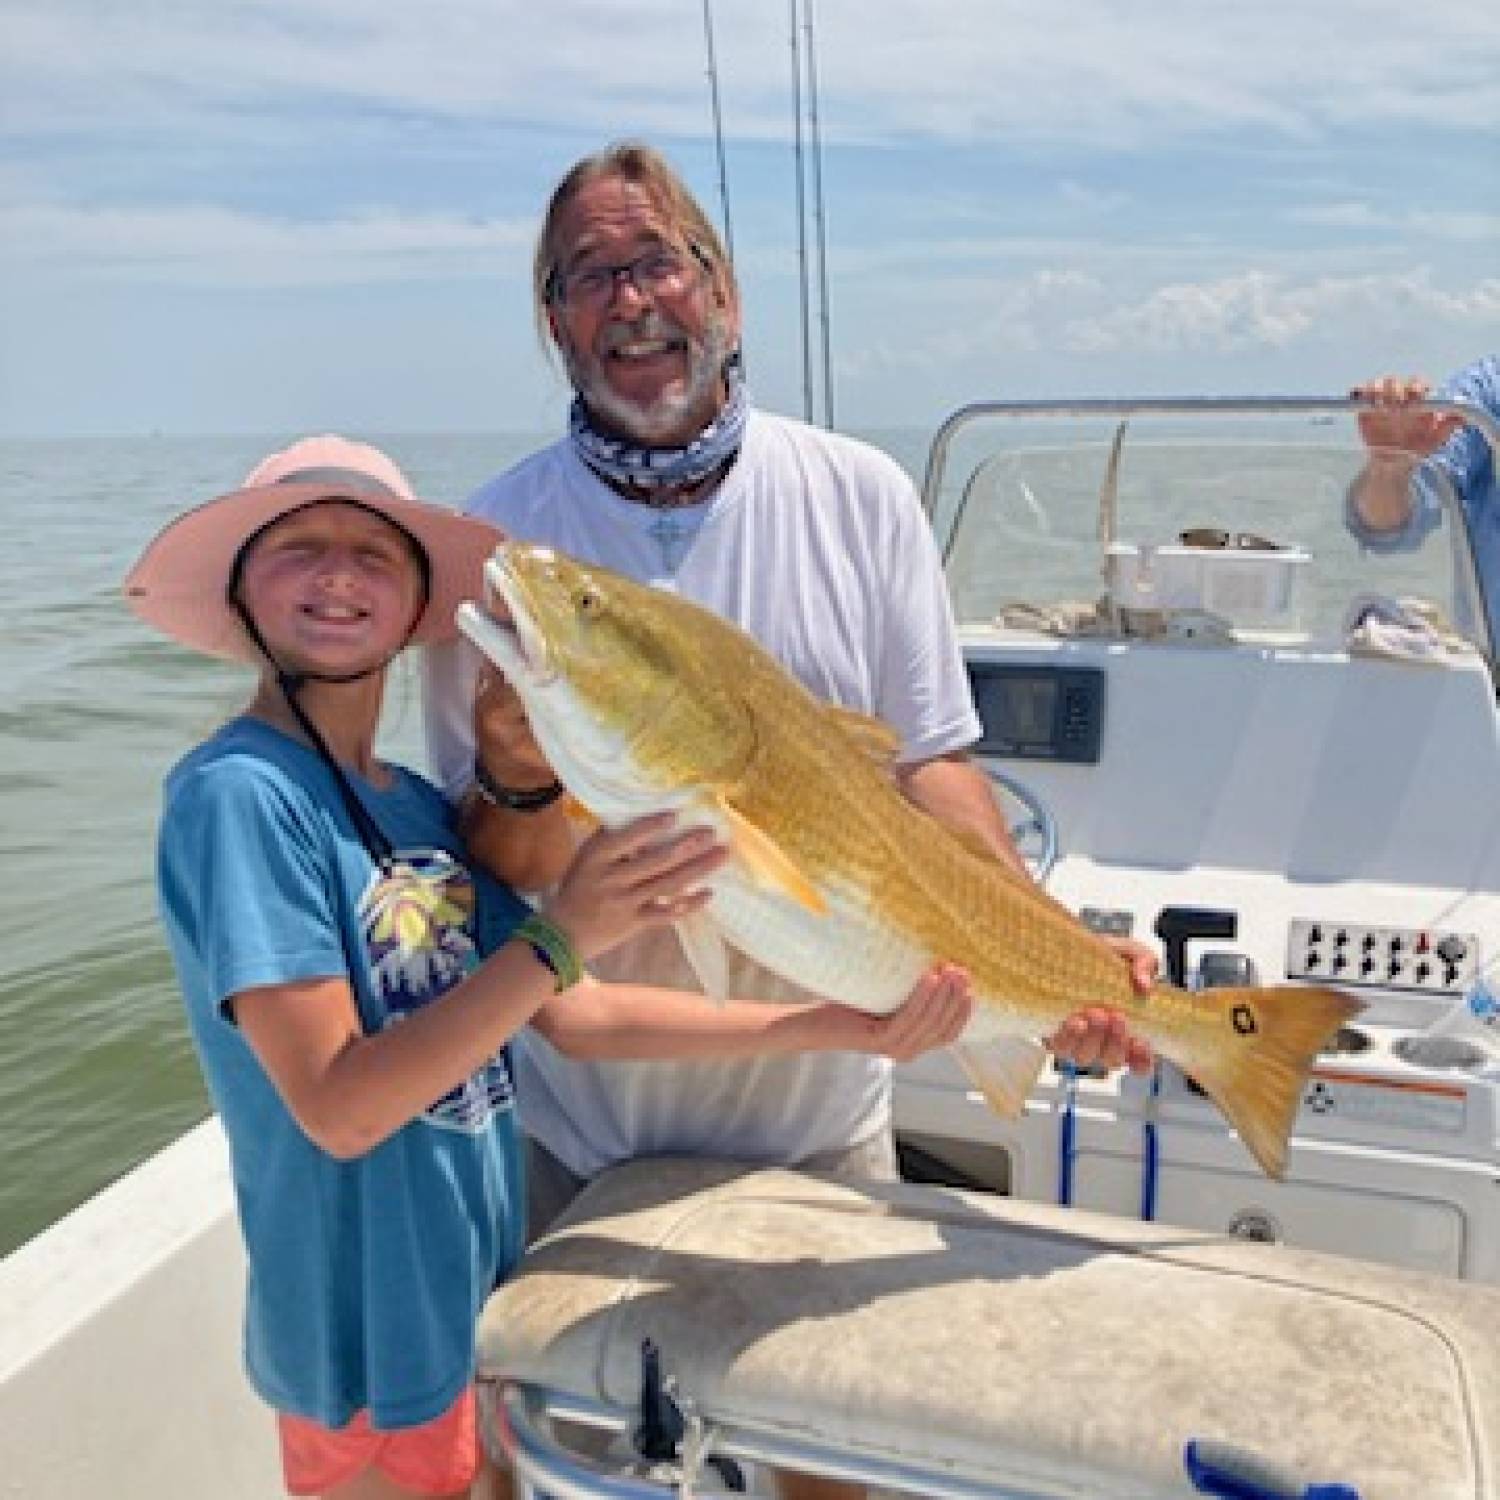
xmin=952 ymin=1036 xmax=1049 ymax=1118
xmin=674 ymin=910 xmax=731 ymax=1005
xmin=716 ymin=797 xmax=828 ymax=915
xmin=822 ymin=705 xmax=902 ymax=768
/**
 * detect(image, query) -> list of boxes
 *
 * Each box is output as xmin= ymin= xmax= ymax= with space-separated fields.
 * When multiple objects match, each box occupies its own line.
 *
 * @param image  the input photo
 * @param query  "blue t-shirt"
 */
xmin=157 ymin=716 xmax=530 ymax=1429
xmin=1347 ymin=353 xmax=1499 ymax=650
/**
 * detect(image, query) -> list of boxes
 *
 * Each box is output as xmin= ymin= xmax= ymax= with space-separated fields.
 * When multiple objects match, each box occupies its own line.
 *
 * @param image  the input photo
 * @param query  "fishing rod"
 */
xmin=704 ymin=2 xmax=831 ymax=426
xmin=699 ymin=0 xmax=735 ymax=267
xmin=788 ymin=0 xmax=814 ymax=424
xmin=803 ymin=0 xmax=835 ymax=429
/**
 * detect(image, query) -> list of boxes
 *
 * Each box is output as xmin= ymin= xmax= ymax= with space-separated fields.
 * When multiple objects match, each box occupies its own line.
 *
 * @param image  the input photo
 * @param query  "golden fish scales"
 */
xmin=461 ymin=542 xmax=1364 ymax=1179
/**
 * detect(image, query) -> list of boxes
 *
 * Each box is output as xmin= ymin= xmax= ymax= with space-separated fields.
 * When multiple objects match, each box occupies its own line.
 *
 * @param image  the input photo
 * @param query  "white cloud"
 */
xmin=4 ymin=0 xmax=1498 ymax=147
xmin=0 ymin=201 xmax=531 ymax=286
xmin=1421 ymin=211 xmax=1500 ymax=243
xmin=1057 ymin=180 xmax=1130 ymax=216
xmin=4 ymin=1 xmax=1495 ymax=433
xmin=1289 ymin=202 xmax=1500 ymax=242
xmin=1064 ymin=269 xmax=1500 ymax=354
xmin=837 ymin=268 xmax=1105 ymax=376
xmin=736 ymin=1 xmax=1499 ymax=145
xmin=1291 ymin=202 xmax=1386 ymax=228
xmin=836 ymin=235 xmax=1145 ymax=277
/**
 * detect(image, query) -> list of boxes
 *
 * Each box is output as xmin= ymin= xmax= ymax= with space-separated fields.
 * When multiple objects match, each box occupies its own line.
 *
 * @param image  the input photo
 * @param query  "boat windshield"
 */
xmin=923 ymin=401 xmax=1495 ymax=667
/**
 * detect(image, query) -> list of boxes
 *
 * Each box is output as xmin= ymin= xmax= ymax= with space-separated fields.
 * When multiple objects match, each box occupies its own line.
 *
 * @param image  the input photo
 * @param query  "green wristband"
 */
xmin=513 ymin=912 xmax=582 ymax=992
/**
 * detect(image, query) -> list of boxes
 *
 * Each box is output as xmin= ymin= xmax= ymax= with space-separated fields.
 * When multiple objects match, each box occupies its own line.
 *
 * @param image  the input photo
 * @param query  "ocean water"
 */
xmin=0 ymin=420 xmax=1463 ymax=1254
xmin=0 ymin=428 xmax=940 ymax=1255
xmin=0 ymin=432 xmax=551 ymax=1254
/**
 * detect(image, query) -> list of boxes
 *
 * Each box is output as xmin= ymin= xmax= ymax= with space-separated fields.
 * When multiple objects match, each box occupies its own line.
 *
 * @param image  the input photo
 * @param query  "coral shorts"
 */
xmin=277 ymin=1385 xmax=479 ymax=1496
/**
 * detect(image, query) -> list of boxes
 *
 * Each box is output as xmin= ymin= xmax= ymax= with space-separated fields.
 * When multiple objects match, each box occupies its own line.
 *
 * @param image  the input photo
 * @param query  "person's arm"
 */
xmin=460 ymin=666 xmax=577 ymax=891
xmin=459 ymin=788 xmax=576 ymax=894
xmin=1350 ymin=451 xmax=1422 ymax=534
xmin=234 ymin=945 xmax=559 ymax=1160
xmin=235 ymin=814 xmax=725 ymax=1159
xmin=897 ymin=751 xmax=1027 ymax=875
xmin=423 ymin=626 xmax=576 ymax=892
xmin=1348 ymin=374 xmax=1462 ymax=535
xmin=533 ymin=961 xmax=973 ymax=1064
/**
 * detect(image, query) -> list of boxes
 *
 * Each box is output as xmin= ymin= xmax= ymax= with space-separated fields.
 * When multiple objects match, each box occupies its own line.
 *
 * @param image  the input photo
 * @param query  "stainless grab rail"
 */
xmin=486 ymin=1380 xmax=1075 ymax=1500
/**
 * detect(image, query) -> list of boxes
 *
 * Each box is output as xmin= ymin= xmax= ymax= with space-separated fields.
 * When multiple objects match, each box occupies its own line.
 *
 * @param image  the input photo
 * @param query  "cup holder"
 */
xmin=1392 ymin=1035 xmax=1488 ymax=1072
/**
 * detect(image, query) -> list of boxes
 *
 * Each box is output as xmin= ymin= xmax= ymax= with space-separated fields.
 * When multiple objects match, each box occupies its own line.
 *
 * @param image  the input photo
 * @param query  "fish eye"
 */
xmin=576 ymin=586 xmax=603 ymax=618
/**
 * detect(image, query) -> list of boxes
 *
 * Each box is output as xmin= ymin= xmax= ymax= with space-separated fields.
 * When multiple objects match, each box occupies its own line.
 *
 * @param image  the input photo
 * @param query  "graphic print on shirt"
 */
xmin=359 ymin=849 xmax=515 ymax=1132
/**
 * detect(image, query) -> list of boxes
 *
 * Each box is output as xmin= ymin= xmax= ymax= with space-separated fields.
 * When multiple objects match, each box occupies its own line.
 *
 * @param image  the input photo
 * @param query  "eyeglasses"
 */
xmin=548 ymin=246 xmax=704 ymax=309
xmin=1179 ymin=528 xmax=1284 ymax=552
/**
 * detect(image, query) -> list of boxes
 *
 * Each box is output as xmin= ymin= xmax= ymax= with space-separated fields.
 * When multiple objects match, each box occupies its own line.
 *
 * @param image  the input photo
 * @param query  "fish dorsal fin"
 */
xmin=674 ymin=909 xmax=731 ymax=1004
xmin=715 ymin=794 xmax=828 ymax=915
xmin=823 ymin=705 xmax=902 ymax=767
xmin=952 ymin=1036 xmax=1049 ymax=1118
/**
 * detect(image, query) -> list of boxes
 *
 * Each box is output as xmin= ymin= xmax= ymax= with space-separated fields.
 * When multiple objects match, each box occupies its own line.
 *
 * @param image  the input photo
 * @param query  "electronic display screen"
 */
xmin=969 ymin=663 xmax=1104 ymax=762
xmin=992 ymin=676 xmax=1057 ymax=747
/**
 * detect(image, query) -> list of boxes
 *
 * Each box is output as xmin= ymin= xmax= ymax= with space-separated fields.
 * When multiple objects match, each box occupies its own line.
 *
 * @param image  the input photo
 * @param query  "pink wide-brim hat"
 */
xmin=124 ymin=434 xmax=502 ymax=664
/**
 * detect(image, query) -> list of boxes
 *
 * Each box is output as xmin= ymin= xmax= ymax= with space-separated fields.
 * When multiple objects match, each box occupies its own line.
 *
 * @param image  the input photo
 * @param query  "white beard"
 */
xmin=567 ymin=310 xmax=734 ymax=447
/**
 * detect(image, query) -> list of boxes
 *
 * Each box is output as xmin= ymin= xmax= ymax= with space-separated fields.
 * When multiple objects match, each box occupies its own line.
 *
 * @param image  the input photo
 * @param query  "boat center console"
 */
xmin=897 ymin=399 xmax=1500 ymax=1283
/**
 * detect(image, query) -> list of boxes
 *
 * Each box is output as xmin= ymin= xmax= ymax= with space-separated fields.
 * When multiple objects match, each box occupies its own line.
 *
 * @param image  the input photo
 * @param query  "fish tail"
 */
xmin=1177 ymin=985 xmax=1363 ymax=1179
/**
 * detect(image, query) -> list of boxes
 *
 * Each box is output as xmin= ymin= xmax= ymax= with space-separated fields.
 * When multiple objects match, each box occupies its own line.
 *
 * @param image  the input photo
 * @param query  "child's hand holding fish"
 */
xmin=542 ymin=814 xmax=729 ymax=964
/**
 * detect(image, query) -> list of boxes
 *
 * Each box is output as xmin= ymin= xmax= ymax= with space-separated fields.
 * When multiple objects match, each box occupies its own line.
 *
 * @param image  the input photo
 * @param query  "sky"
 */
xmin=2 ymin=0 xmax=1498 ymax=437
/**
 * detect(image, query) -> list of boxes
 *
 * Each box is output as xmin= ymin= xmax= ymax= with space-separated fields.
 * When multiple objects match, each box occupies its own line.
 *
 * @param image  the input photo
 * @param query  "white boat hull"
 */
xmin=0 ymin=1119 xmax=280 ymax=1499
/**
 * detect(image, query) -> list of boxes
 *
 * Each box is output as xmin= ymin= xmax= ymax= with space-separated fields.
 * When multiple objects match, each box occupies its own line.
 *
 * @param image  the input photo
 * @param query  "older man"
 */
xmin=424 ymin=141 xmax=1155 ymax=1245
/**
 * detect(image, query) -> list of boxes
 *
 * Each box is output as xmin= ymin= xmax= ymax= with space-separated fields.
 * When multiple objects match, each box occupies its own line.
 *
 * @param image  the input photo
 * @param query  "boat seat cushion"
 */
xmin=476 ymin=1158 xmax=1500 ymax=1499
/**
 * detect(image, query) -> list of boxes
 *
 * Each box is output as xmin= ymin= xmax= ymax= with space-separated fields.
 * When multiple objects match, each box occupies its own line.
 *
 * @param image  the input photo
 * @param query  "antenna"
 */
xmin=788 ymin=0 xmax=814 ymax=423
xmin=700 ymin=0 xmax=735 ymax=267
xmin=803 ymin=0 xmax=834 ymax=429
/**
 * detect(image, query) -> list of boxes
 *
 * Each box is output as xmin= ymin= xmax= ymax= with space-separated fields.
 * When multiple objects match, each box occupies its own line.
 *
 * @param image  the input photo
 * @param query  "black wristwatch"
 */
xmin=472 ymin=761 xmax=565 ymax=813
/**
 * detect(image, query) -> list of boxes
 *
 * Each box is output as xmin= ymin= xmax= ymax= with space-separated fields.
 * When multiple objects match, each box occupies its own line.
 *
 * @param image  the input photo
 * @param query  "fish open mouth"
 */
xmin=481 ymin=552 xmax=556 ymax=685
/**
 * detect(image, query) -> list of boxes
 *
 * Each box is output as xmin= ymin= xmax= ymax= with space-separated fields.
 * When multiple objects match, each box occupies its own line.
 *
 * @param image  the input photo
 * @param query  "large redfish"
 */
xmin=458 ymin=543 xmax=1360 ymax=1178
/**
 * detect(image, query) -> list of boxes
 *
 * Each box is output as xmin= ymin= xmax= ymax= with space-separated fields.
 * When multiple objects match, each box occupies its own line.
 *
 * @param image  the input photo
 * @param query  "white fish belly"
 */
xmin=525 ymin=708 xmax=937 ymax=1014
xmin=705 ymin=865 xmax=929 ymax=1015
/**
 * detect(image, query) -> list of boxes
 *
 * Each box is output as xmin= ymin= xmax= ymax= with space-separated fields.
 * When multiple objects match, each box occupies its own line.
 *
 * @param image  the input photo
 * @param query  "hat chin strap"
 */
xmin=234 ymin=599 xmax=414 ymax=870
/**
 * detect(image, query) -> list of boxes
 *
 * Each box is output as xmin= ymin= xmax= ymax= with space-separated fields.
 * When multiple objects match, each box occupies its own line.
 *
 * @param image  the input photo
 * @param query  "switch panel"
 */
xmin=1286 ymin=920 xmax=1479 ymax=994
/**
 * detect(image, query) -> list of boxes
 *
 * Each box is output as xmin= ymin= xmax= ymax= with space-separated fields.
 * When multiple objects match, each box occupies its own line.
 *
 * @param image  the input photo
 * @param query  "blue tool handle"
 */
xmin=1184 ymin=1439 xmax=1361 ymax=1499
